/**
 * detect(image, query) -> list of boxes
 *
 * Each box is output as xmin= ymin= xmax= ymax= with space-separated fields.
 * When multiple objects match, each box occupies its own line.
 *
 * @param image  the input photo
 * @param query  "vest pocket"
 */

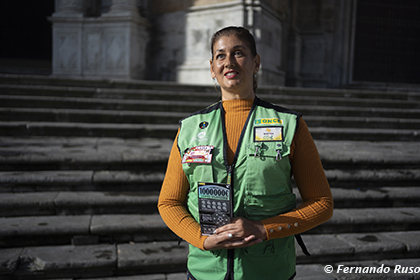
xmin=245 ymin=143 xmax=291 ymax=195
xmin=240 ymin=236 xmax=296 ymax=279
xmin=243 ymin=236 xmax=293 ymax=256
xmin=182 ymin=163 xmax=214 ymax=184
xmin=244 ymin=194 xmax=296 ymax=220
xmin=244 ymin=143 xmax=294 ymax=220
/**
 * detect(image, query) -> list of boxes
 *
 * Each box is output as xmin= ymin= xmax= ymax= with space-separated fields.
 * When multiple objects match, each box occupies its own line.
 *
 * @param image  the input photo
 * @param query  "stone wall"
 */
xmin=147 ymin=10 xmax=188 ymax=81
xmin=50 ymin=0 xmax=294 ymax=86
xmin=51 ymin=0 xmax=150 ymax=80
xmin=280 ymin=0 xmax=351 ymax=88
xmin=49 ymin=0 xmax=418 ymax=89
xmin=177 ymin=1 xmax=246 ymax=84
xmin=151 ymin=0 xmax=292 ymax=86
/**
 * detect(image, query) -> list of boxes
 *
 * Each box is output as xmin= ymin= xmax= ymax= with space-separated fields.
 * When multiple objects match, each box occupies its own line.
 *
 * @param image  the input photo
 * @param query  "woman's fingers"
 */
xmin=204 ymin=233 xmax=262 ymax=250
xmin=213 ymin=217 xmax=267 ymax=240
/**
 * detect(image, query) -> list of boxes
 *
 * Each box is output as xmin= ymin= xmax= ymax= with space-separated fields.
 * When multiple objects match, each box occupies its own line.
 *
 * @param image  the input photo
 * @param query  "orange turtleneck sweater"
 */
xmin=158 ymin=99 xmax=333 ymax=250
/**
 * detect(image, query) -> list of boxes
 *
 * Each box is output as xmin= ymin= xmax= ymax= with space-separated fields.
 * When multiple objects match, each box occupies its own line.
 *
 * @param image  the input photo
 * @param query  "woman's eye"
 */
xmin=234 ymin=51 xmax=243 ymax=56
xmin=216 ymin=54 xmax=225 ymax=59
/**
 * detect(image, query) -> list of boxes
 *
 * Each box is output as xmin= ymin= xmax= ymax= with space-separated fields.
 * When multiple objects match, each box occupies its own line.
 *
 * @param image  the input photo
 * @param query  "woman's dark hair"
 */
xmin=210 ymin=26 xmax=259 ymax=92
xmin=210 ymin=26 xmax=257 ymax=58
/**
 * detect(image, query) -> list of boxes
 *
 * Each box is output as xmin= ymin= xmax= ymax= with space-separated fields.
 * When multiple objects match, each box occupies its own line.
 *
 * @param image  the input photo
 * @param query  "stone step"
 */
xmin=0 ymin=121 xmax=179 ymax=139
xmin=78 ymin=274 xmax=188 ymax=280
xmin=0 ymin=170 xmax=165 ymax=193
xmin=2 ymin=121 xmax=420 ymax=141
xmin=9 ymin=258 xmax=416 ymax=280
xmin=2 ymin=107 xmax=420 ymax=130
xmin=2 ymin=84 xmax=420 ymax=110
xmin=0 ymin=214 xmax=175 ymax=248
xmin=0 ymin=84 xmax=218 ymax=103
xmin=0 ymin=94 xmax=211 ymax=113
xmin=297 ymin=258 xmax=420 ymax=280
xmin=0 ymin=108 xmax=187 ymax=125
xmin=0 ymin=186 xmax=419 ymax=218
xmin=0 ymin=214 xmax=173 ymax=248
xmin=3 ymin=94 xmax=420 ymax=119
xmin=1 ymin=167 xmax=419 ymax=194
xmin=326 ymin=186 xmax=420 ymax=208
xmin=0 ymin=74 xmax=218 ymax=93
xmin=1 ymin=208 xmax=419 ymax=248
xmin=1 ymin=73 xmax=419 ymax=99
xmin=2 ymin=76 xmax=420 ymax=101
xmin=0 ymin=192 xmax=159 ymax=217
xmin=296 ymin=105 xmax=420 ymax=119
xmin=309 ymin=116 xmax=420 ymax=130
xmin=0 ymin=137 xmax=418 ymax=192
xmin=0 ymin=136 xmax=173 ymax=171
xmin=308 ymin=127 xmax=420 ymax=141
xmin=1 ymin=138 xmax=419 ymax=171
xmin=325 ymin=169 xmax=420 ymax=188
xmin=0 ymin=191 xmax=159 ymax=217
xmin=262 ymin=94 xmax=420 ymax=110
xmin=315 ymin=140 xmax=420 ymax=169
xmin=1 ymin=231 xmax=419 ymax=279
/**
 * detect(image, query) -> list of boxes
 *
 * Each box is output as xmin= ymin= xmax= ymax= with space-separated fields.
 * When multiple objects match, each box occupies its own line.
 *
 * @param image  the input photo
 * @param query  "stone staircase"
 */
xmin=0 ymin=74 xmax=419 ymax=280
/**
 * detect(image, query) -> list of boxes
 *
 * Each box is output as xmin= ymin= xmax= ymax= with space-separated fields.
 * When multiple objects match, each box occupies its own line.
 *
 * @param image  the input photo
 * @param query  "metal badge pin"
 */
xmin=254 ymin=146 xmax=261 ymax=158
xmin=276 ymin=149 xmax=282 ymax=161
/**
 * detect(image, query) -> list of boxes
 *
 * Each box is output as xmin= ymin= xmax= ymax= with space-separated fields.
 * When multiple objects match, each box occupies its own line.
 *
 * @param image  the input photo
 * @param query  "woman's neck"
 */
xmin=221 ymin=90 xmax=255 ymax=101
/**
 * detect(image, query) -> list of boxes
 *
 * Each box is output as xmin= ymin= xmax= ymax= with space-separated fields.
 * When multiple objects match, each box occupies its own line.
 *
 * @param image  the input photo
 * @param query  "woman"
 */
xmin=158 ymin=26 xmax=333 ymax=280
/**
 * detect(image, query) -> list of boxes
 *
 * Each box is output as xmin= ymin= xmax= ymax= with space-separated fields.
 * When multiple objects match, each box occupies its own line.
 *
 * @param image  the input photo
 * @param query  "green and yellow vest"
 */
xmin=178 ymin=97 xmax=301 ymax=280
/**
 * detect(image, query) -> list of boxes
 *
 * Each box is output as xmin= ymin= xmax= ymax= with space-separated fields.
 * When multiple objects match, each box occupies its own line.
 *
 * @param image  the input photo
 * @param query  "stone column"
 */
xmin=177 ymin=1 xmax=247 ymax=85
xmin=176 ymin=0 xmax=289 ymax=86
xmin=286 ymin=0 xmax=303 ymax=87
xmin=51 ymin=0 xmax=150 ymax=80
xmin=108 ymin=0 xmax=139 ymax=15
xmin=98 ymin=0 xmax=150 ymax=79
xmin=50 ymin=0 xmax=88 ymax=77
xmin=55 ymin=0 xmax=88 ymax=16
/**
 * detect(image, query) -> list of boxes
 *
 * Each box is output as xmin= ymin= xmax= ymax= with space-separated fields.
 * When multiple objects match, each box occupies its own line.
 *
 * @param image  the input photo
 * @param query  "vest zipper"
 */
xmin=226 ymin=164 xmax=234 ymax=280
xmin=227 ymin=165 xmax=233 ymax=185
xmin=221 ymin=99 xmax=257 ymax=280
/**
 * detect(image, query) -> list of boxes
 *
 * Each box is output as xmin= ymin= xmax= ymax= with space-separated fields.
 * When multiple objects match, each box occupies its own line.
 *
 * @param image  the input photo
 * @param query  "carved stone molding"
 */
xmin=52 ymin=27 xmax=82 ymax=75
xmin=104 ymin=32 xmax=127 ymax=71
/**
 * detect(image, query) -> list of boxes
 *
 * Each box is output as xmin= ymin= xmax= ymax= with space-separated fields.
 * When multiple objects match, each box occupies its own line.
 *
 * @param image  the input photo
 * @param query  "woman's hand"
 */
xmin=203 ymin=217 xmax=267 ymax=250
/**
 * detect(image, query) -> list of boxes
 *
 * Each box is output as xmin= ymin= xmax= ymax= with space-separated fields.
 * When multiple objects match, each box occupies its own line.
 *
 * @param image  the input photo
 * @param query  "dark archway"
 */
xmin=353 ymin=0 xmax=420 ymax=85
xmin=0 ymin=1 xmax=54 ymax=74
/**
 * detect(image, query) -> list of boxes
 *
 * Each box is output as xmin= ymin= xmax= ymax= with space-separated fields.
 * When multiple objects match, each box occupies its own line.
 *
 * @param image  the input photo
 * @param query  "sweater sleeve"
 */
xmin=261 ymin=118 xmax=334 ymax=239
xmin=157 ymin=129 xmax=208 ymax=250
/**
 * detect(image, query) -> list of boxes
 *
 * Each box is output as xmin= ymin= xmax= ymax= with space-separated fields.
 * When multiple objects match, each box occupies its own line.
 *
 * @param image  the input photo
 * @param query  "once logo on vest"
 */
xmin=255 ymin=118 xmax=283 ymax=125
xmin=193 ymin=131 xmax=209 ymax=142
xmin=197 ymin=132 xmax=206 ymax=139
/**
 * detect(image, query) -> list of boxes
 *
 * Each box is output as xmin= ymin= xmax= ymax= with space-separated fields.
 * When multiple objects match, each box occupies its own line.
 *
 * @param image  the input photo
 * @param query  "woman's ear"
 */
xmin=210 ymin=59 xmax=215 ymax=79
xmin=254 ymin=54 xmax=261 ymax=73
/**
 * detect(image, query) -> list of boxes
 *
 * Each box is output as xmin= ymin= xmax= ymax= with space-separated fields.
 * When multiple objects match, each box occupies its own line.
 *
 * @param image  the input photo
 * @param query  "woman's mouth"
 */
xmin=225 ymin=71 xmax=239 ymax=79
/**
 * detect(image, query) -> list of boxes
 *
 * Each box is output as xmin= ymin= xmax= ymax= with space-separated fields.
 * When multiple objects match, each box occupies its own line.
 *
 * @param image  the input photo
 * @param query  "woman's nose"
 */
xmin=225 ymin=55 xmax=235 ymax=68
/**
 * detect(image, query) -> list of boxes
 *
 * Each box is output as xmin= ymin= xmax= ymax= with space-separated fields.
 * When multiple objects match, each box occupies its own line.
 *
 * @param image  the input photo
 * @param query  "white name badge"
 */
xmin=254 ymin=126 xmax=283 ymax=142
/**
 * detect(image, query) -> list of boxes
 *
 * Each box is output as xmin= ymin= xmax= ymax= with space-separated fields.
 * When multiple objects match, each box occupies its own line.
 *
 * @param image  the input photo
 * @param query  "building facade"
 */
xmin=1 ymin=0 xmax=419 ymax=89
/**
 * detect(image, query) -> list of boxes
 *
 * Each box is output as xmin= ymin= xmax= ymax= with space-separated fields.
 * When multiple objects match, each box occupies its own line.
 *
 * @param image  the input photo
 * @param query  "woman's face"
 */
xmin=210 ymin=35 xmax=260 ymax=100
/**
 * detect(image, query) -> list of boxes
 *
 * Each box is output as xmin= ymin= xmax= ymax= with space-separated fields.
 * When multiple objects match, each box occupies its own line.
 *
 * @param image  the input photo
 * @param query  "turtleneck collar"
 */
xmin=222 ymin=98 xmax=254 ymax=113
